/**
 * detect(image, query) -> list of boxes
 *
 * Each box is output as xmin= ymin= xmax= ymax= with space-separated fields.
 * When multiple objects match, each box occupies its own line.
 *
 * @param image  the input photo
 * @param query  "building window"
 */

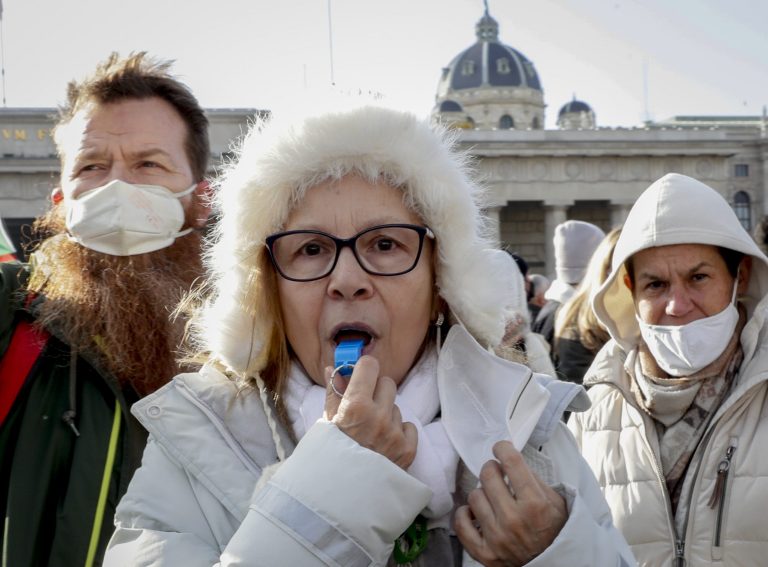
xmin=532 ymin=117 xmax=541 ymax=130
xmin=734 ymin=163 xmax=749 ymax=177
xmin=733 ymin=191 xmax=751 ymax=231
xmin=461 ymin=60 xmax=475 ymax=76
xmin=499 ymin=115 xmax=514 ymax=129
xmin=496 ymin=58 xmax=511 ymax=74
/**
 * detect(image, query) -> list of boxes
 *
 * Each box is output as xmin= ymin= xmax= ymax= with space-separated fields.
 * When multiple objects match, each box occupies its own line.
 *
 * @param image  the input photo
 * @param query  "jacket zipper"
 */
xmin=672 ymin=422 xmax=721 ymax=567
xmin=674 ymin=539 xmax=685 ymax=567
xmin=708 ymin=439 xmax=738 ymax=548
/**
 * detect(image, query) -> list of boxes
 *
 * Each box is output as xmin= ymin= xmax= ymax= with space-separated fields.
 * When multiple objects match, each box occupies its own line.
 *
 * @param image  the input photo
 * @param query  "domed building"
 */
xmin=432 ymin=8 xmax=545 ymax=130
xmin=557 ymin=97 xmax=596 ymax=130
xmin=428 ymin=6 xmax=766 ymax=277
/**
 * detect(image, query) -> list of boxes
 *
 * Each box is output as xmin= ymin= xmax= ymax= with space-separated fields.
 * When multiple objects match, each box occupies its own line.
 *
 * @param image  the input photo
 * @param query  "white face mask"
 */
xmin=65 ymin=179 xmax=196 ymax=256
xmin=437 ymin=324 xmax=551 ymax=477
xmin=636 ymin=275 xmax=740 ymax=377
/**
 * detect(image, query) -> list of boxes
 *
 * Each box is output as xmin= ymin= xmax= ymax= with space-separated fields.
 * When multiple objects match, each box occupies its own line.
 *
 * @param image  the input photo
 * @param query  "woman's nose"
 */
xmin=327 ymin=247 xmax=373 ymax=299
xmin=665 ymin=285 xmax=693 ymax=317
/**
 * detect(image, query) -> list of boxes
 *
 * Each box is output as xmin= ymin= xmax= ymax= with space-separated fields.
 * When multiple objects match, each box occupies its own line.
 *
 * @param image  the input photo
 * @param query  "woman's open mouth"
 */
xmin=332 ymin=326 xmax=375 ymax=349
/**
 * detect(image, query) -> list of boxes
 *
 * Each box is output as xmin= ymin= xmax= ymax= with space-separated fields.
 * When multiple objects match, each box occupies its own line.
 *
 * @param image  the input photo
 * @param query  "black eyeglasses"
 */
xmin=265 ymin=223 xmax=435 ymax=282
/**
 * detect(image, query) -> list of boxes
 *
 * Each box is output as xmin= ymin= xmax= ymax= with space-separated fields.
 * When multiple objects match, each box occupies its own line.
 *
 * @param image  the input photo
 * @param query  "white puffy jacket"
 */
xmin=105 ymin=343 xmax=634 ymax=566
xmin=569 ymin=174 xmax=768 ymax=566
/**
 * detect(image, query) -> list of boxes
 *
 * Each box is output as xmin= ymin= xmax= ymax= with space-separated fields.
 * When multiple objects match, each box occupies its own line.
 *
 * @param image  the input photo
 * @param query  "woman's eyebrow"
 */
xmin=637 ymin=261 xmax=712 ymax=281
xmin=685 ymin=262 xmax=713 ymax=276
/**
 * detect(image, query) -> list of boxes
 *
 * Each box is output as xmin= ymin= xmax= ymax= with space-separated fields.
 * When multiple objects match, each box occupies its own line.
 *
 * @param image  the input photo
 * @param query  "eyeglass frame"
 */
xmin=265 ymin=223 xmax=435 ymax=282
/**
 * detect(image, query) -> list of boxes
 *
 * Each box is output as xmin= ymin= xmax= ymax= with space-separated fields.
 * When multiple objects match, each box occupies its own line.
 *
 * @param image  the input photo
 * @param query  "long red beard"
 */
xmin=27 ymin=207 xmax=204 ymax=396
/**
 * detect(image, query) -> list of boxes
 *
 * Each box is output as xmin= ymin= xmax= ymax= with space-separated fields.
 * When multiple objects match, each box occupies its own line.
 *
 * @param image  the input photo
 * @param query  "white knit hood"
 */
xmin=593 ymin=173 xmax=768 ymax=353
xmin=198 ymin=103 xmax=517 ymax=375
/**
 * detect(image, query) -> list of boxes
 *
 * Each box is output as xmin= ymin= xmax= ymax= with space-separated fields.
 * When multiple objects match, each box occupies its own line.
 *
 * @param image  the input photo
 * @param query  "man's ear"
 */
xmin=623 ymin=272 xmax=633 ymax=291
xmin=51 ymin=187 xmax=64 ymax=205
xmin=190 ymin=180 xmax=213 ymax=229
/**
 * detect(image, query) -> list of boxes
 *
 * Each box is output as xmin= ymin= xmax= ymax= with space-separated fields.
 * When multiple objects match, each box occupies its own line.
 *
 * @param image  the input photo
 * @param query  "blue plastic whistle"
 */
xmin=334 ymin=339 xmax=365 ymax=377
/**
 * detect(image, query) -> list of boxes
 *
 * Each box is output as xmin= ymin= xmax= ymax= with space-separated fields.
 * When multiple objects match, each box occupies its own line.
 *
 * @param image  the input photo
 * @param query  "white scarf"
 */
xmin=283 ymin=348 xmax=459 ymax=526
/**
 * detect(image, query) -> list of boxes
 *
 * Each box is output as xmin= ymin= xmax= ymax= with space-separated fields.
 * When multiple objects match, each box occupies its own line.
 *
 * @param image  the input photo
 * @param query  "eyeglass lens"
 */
xmin=271 ymin=226 xmax=425 ymax=280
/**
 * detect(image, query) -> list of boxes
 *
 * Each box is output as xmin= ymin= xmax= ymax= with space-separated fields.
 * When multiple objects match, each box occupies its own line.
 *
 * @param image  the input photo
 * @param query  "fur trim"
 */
xmin=198 ymin=102 xmax=515 ymax=375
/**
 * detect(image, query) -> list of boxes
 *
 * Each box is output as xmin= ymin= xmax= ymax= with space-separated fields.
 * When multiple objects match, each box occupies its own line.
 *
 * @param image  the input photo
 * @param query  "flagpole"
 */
xmin=327 ymin=0 xmax=335 ymax=86
xmin=0 ymin=1 xmax=6 ymax=107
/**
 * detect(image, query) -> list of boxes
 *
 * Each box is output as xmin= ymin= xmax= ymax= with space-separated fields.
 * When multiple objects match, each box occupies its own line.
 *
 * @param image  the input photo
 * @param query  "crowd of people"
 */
xmin=1 ymin=52 xmax=767 ymax=567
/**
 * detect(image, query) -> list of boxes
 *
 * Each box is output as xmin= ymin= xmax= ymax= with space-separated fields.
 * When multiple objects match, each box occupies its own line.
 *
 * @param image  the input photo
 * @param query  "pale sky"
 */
xmin=1 ymin=0 xmax=766 ymax=129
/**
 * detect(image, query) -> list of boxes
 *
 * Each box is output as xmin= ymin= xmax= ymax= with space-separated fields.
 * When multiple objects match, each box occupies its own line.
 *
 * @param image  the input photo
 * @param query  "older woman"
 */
xmin=105 ymin=103 xmax=633 ymax=566
xmin=569 ymin=173 xmax=768 ymax=565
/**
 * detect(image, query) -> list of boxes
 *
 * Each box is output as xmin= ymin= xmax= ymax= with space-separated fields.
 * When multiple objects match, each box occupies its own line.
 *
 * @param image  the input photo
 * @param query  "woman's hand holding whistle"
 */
xmin=323 ymin=355 xmax=418 ymax=470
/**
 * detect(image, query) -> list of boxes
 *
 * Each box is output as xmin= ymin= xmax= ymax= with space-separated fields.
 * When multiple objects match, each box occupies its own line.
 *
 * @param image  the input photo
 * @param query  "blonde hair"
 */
xmin=555 ymin=227 xmax=621 ymax=352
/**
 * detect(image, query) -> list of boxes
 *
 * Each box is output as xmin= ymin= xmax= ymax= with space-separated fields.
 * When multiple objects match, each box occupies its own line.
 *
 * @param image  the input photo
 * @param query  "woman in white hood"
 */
xmin=569 ymin=173 xmax=768 ymax=565
xmin=105 ymin=102 xmax=633 ymax=566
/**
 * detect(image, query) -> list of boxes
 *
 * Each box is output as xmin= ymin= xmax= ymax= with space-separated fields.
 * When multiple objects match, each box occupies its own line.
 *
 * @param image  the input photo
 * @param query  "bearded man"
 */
xmin=0 ymin=52 xmax=210 ymax=566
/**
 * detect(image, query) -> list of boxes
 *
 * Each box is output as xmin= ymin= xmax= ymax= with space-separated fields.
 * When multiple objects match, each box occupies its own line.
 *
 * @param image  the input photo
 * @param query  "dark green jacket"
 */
xmin=0 ymin=262 xmax=146 ymax=567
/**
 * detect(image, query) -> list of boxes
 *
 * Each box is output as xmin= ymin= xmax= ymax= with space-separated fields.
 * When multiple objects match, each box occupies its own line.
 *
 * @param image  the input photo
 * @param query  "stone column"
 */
xmin=762 ymin=143 xmax=768 ymax=216
xmin=483 ymin=205 xmax=504 ymax=247
xmin=543 ymin=203 xmax=569 ymax=279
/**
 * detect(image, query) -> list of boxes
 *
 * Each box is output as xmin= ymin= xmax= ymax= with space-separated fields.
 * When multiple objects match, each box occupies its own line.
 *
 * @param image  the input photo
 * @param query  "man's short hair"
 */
xmin=53 ymin=52 xmax=210 ymax=181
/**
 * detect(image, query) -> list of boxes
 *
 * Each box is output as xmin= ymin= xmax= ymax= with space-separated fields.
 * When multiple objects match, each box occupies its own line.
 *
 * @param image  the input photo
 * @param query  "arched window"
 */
xmin=734 ymin=191 xmax=751 ymax=231
xmin=499 ymin=114 xmax=514 ymax=129
xmin=439 ymin=100 xmax=462 ymax=112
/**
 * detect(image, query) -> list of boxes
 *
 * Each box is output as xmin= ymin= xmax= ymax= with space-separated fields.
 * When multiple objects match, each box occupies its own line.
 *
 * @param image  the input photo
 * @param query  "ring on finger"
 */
xmin=330 ymin=364 xmax=354 ymax=397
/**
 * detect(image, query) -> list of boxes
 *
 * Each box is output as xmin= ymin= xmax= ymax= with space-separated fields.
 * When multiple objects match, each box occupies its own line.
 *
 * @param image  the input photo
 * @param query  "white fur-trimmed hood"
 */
xmin=198 ymin=103 xmax=517 ymax=375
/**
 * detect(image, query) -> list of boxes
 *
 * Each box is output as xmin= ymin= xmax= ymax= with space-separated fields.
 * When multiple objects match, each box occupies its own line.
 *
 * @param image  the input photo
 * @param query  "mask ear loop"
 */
xmin=731 ymin=266 xmax=740 ymax=305
xmin=175 ymin=183 xmax=199 ymax=199
xmin=171 ymin=183 xmax=201 ymax=239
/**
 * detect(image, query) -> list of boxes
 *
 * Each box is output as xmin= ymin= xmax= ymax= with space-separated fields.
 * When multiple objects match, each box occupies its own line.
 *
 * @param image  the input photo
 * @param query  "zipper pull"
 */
xmin=61 ymin=409 xmax=81 ymax=437
xmin=708 ymin=444 xmax=735 ymax=508
xmin=674 ymin=539 xmax=686 ymax=567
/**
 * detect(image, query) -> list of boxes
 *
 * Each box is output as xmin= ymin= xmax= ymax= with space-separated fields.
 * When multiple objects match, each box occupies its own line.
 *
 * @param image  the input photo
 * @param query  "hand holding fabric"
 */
xmin=324 ymin=355 xmax=418 ymax=470
xmin=455 ymin=441 xmax=567 ymax=566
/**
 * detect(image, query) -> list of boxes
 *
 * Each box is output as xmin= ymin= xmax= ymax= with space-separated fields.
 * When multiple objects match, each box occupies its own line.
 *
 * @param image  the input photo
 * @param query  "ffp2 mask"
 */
xmin=65 ymin=179 xmax=196 ymax=256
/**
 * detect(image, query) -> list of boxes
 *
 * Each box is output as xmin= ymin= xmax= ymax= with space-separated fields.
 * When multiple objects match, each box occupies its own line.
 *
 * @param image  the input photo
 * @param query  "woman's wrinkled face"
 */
xmin=276 ymin=174 xmax=435 ymax=386
xmin=625 ymin=243 xmax=747 ymax=326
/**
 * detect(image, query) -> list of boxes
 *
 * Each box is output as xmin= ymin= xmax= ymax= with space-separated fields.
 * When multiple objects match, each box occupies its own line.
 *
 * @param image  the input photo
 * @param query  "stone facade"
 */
xmin=1 ymin=108 xmax=766 ymax=275
xmin=463 ymin=124 xmax=767 ymax=274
